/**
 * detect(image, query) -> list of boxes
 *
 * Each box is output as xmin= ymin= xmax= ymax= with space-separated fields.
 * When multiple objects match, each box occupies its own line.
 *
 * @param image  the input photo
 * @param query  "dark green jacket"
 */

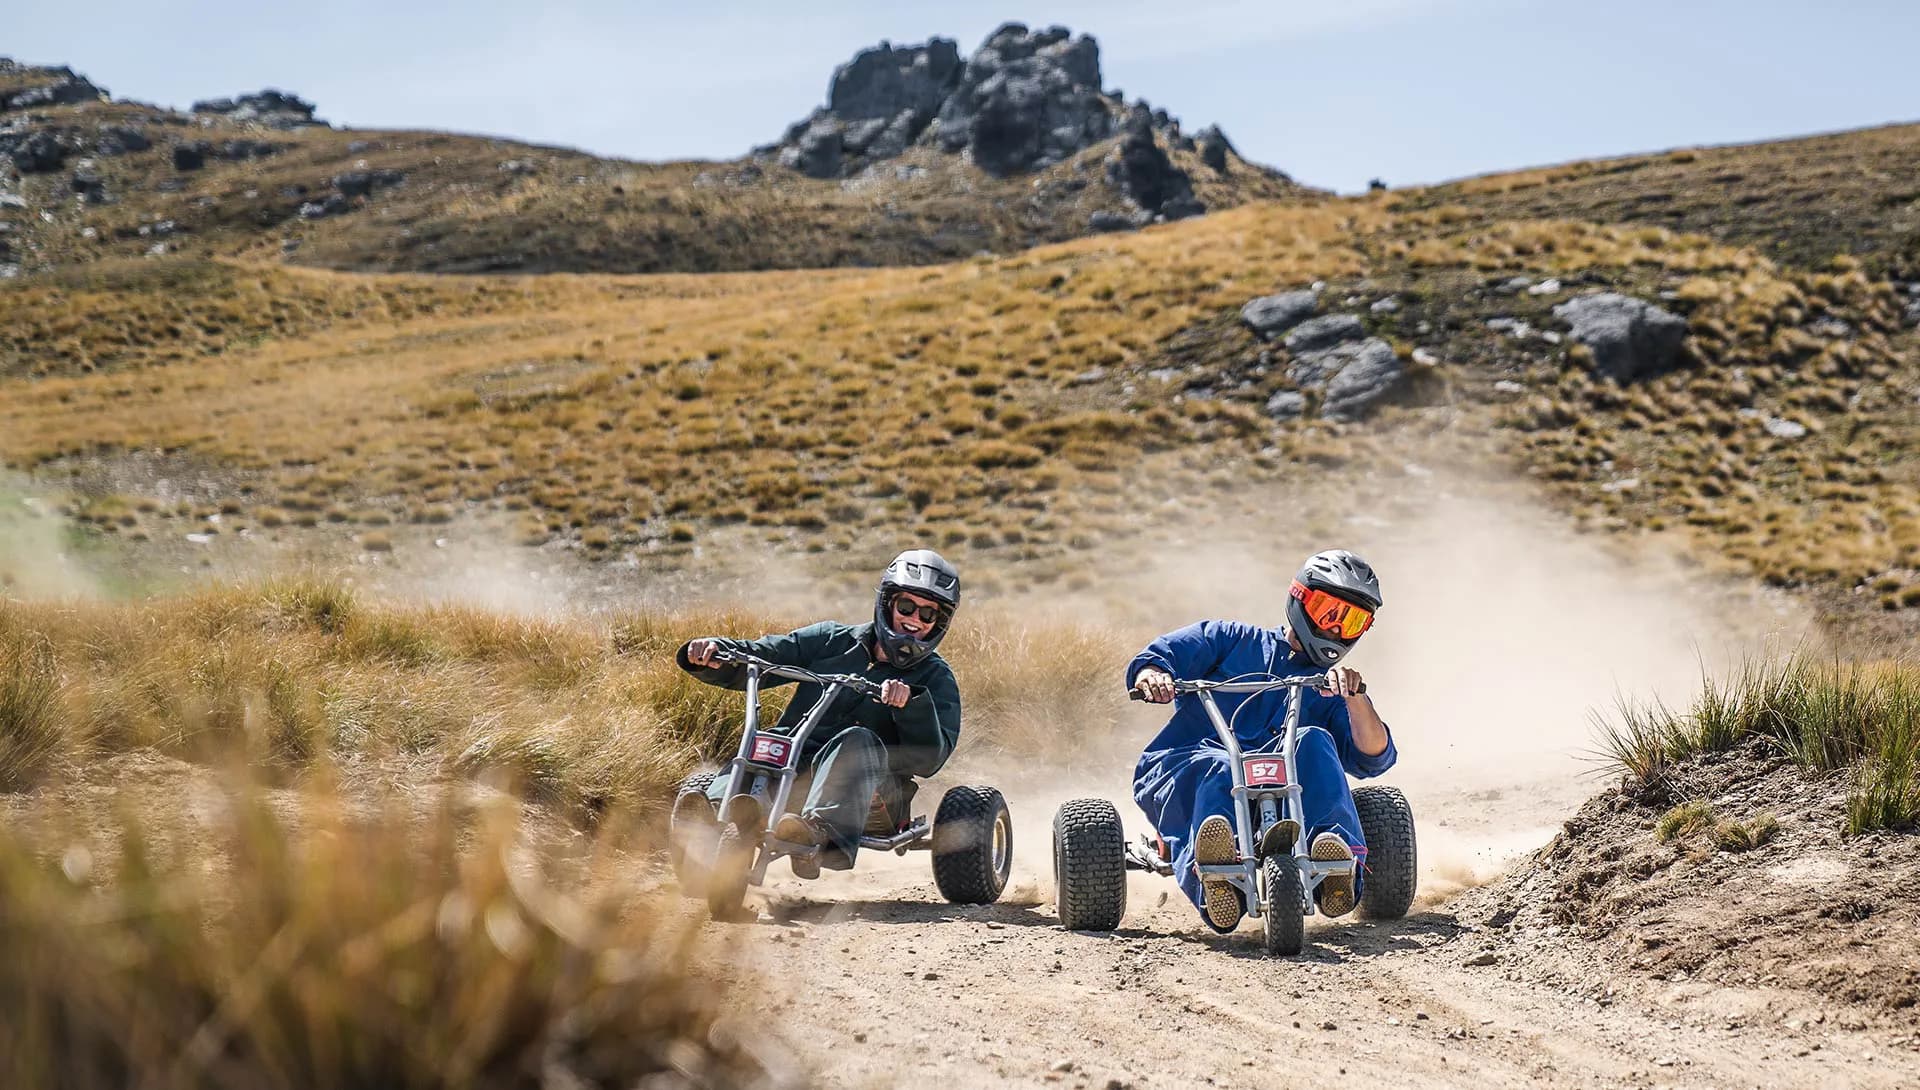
xmin=676 ymin=621 xmax=962 ymax=778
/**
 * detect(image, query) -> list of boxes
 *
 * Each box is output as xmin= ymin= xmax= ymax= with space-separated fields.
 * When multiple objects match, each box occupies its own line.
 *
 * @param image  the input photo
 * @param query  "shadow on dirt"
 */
xmin=1167 ymin=910 xmax=1466 ymax=962
xmin=761 ymin=897 xmax=1063 ymax=930
xmin=756 ymin=894 xmax=1466 ymax=963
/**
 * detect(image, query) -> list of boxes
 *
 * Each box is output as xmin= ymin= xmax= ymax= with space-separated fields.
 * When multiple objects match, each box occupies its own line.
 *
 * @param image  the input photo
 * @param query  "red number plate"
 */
xmin=749 ymin=736 xmax=793 ymax=768
xmin=1243 ymin=757 xmax=1287 ymax=787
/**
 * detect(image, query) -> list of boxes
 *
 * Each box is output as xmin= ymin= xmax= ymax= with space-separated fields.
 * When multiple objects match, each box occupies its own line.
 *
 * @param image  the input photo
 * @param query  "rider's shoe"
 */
xmin=774 ymin=812 xmax=827 ymax=846
xmin=1311 ymin=832 xmax=1357 ymax=917
xmin=1194 ymin=814 xmax=1244 ymax=933
xmin=776 ymin=813 xmax=829 ymax=879
xmin=1258 ymin=819 xmax=1302 ymax=859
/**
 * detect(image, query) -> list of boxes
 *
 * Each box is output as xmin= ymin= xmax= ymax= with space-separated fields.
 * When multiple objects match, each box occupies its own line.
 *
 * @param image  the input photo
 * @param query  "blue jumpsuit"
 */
xmin=1127 ymin=620 xmax=1397 ymax=918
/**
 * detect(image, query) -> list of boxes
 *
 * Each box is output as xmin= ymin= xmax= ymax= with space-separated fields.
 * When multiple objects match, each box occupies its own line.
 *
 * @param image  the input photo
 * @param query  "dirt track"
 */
xmin=696 ymin=770 xmax=1920 ymax=1089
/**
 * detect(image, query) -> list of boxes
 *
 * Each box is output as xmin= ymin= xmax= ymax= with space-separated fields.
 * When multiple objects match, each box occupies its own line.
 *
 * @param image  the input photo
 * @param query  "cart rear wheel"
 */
xmin=933 ymin=785 xmax=1013 ymax=904
xmin=1353 ymin=785 xmax=1417 ymax=921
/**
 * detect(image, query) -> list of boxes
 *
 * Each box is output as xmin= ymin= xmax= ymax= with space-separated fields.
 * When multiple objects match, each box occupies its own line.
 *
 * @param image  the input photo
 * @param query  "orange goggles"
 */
xmin=1289 ymin=580 xmax=1375 ymax=641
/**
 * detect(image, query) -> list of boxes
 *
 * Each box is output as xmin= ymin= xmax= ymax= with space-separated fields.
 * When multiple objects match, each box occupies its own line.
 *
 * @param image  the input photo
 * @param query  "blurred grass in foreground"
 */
xmin=0 ymin=781 xmax=782 ymax=1089
xmin=1599 ymin=655 xmax=1920 ymax=834
xmin=0 ymin=579 xmax=1136 ymax=811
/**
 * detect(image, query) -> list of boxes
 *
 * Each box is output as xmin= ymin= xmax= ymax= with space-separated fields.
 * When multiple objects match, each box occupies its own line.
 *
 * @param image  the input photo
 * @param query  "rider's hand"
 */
xmin=879 ymin=679 xmax=911 ymax=708
xmin=686 ymin=638 xmax=721 ymax=668
xmin=1320 ymin=665 xmax=1367 ymax=699
xmin=1134 ymin=667 xmax=1176 ymax=704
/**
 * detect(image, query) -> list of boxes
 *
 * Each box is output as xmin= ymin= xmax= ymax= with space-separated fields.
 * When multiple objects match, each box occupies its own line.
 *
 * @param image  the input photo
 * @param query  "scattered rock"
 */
xmin=217 ymin=139 xmax=283 ymax=162
xmin=1283 ymin=313 xmax=1365 ymax=354
xmin=1264 ymin=390 xmax=1307 ymax=420
xmin=331 ymin=169 xmax=405 ymax=198
xmin=1369 ymin=296 xmax=1400 ymax=314
xmin=498 ymin=158 xmax=539 ymax=176
xmin=191 ymin=89 xmax=326 ymax=129
xmin=1320 ymin=339 xmax=1408 ymax=421
xmin=1411 ymin=347 xmax=1440 ymax=366
xmin=69 ymin=165 xmax=107 ymax=204
xmin=1807 ymin=316 xmax=1852 ymax=338
xmin=1493 ymin=276 xmax=1534 ymax=295
xmin=1087 ymin=210 xmax=1140 ymax=233
xmin=1764 ymin=417 xmax=1808 ymax=440
xmin=1241 ymin=289 xmax=1319 ymax=339
xmin=299 ymin=193 xmax=348 ymax=219
xmin=171 ymin=142 xmax=207 ymax=171
xmin=9 ymin=131 xmax=67 ymax=174
xmin=1553 ymin=292 xmax=1690 ymax=382
xmin=1526 ymin=278 xmax=1563 ymax=296
xmin=1463 ymin=950 xmax=1500 ymax=967
xmin=94 ymin=125 xmax=150 ymax=156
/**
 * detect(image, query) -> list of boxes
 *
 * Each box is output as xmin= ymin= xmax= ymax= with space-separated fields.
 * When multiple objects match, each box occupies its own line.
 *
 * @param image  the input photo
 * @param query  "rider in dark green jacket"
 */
xmin=678 ymin=549 xmax=962 ymax=870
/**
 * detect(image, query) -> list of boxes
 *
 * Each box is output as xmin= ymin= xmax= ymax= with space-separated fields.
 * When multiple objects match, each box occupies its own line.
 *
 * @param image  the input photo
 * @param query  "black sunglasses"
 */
xmin=890 ymin=595 xmax=946 ymax=625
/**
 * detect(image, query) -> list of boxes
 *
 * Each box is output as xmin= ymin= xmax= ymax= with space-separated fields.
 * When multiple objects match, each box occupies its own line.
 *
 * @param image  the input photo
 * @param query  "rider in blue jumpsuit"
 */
xmin=1128 ymin=550 xmax=1395 ymax=932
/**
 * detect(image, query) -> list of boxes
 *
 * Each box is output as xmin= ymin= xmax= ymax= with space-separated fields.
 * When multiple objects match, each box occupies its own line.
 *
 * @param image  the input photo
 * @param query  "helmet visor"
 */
xmin=1289 ymin=580 xmax=1374 ymax=641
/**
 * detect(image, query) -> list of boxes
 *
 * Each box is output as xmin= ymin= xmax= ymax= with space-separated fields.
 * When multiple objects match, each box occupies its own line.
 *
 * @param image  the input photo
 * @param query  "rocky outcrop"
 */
xmin=1552 ymin=292 xmax=1689 ymax=381
xmin=0 ymin=62 xmax=106 ymax=111
xmin=6 ymin=130 xmax=68 ymax=174
xmin=1105 ymin=110 xmax=1202 ymax=220
xmin=191 ymin=89 xmax=325 ymax=130
xmin=930 ymin=24 xmax=1112 ymax=176
xmin=761 ymin=23 xmax=1233 ymax=221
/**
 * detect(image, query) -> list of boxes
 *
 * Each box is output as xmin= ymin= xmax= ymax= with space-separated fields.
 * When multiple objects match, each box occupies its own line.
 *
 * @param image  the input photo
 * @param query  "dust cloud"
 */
xmin=998 ymin=475 xmax=1814 ymax=901
xmin=0 ymin=475 xmax=102 ymax=600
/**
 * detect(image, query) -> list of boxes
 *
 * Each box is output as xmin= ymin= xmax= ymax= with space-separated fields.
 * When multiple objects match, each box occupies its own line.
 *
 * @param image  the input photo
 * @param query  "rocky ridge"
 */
xmin=762 ymin=23 xmax=1251 ymax=224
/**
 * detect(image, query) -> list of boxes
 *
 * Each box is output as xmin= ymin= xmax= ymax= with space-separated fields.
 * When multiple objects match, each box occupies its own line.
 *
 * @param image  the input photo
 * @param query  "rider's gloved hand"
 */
xmin=1133 ymin=667 xmax=1176 ymax=704
xmin=879 ymin=679 xmax=911 ymax=708
xmin=1319 ymin=665 xmax=1368 ymax=698
xmin=685 ymin=638 xmax=722 ymax=667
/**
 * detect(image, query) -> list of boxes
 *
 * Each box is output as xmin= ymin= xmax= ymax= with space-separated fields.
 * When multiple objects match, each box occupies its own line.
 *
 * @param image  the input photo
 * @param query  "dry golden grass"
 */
xmin=0 ymin=200 xmax=1377 ymax=565
xmin=0 ymin=772 xmax=778 ymax=1089
xmin=0 ymin=580 xmax=1148 ymax=808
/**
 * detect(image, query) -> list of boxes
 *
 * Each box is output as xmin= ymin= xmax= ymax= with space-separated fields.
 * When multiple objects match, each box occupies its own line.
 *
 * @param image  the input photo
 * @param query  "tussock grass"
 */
xmin=0 ymin=580 xmax=1139 ymax=813
xmin=0 ymin=781 xmax=775 ymax=1089
xmin=1602 ymin=655 xmax=1920 ymax=833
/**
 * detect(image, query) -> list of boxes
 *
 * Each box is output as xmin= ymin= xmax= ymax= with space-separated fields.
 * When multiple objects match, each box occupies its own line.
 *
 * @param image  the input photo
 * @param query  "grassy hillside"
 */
xmin=0 ymin=92 xmax=1299 ymax=278
xmin=1401 ymin=122 xmax=1920 ymax=274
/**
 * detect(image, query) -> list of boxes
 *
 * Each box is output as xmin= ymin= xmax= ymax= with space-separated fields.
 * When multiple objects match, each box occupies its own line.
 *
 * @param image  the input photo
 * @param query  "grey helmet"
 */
xmin=1284 ymin=549 xmax=1383 ymax=668
xmin=873 ymin=549 xmax=961 ymax=667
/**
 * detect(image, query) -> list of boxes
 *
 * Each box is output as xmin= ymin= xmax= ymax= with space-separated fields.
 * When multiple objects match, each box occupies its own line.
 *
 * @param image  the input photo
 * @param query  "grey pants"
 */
xmin=709 ymin=726 xmax=891 ymax=863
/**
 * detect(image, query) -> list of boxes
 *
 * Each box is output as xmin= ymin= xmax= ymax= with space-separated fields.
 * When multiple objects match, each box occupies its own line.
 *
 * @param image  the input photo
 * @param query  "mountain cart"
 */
xmin=1052 ymin=672 xmax=1415 ymax=955
xmin=670 ymin=648 xmax=1012 ymax=920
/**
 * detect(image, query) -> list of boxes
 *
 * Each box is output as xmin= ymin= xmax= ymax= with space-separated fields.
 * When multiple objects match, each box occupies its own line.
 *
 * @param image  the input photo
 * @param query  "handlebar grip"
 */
xmin=1128 ymin=689 xmax=1145 ymax=701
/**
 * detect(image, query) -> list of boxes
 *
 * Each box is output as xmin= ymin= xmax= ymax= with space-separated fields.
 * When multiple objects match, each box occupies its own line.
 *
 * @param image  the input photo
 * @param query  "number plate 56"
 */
xmin=749 ymin=736 xmax=793 ymax=768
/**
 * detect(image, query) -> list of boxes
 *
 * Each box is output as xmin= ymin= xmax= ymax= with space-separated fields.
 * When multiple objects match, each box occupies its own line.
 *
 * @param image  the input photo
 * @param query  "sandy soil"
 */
xmin=690 ymin=761 xmax=1920 ymax=1089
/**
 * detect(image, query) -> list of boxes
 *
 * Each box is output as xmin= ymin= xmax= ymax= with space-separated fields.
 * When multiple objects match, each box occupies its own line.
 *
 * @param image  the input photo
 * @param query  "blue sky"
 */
xmin=11 ymin=1 xmax=1918 ymax=192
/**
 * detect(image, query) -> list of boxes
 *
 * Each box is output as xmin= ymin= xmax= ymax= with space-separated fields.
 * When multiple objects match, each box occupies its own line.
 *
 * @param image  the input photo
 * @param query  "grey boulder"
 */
xmin=1552 ymin=292 xmax=1689 ymax=381
xmin=1320 ymin=339 xmax=1408 ymax=421
xmin=1284 ymin=313 xmax=1365 ymax=354
xmin=1240 ymin=290 xmax=1318 ymax=339
xmin=1264 ymin=390 xmax=1307 ymax=420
